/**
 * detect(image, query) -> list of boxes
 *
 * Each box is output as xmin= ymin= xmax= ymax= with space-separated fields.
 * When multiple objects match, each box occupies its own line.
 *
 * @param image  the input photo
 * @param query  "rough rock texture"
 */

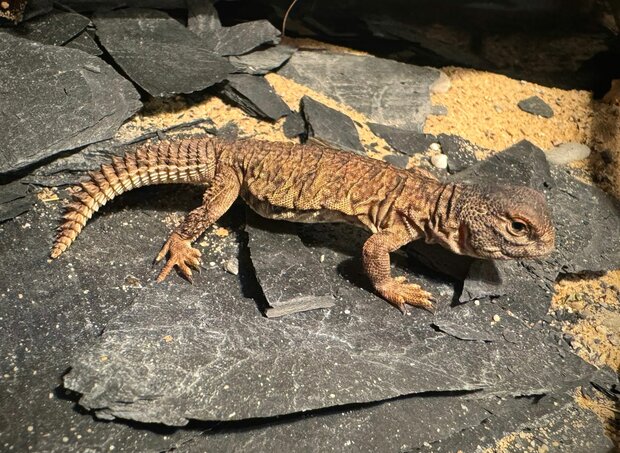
xmin=279 ymin=51 xmax=440 ymax=131
xmin=64 ymin=28 xmax=102 ymax=55
xmin=0 ymin=181 xmax=32 ymax=222
xmin=220 ymin=75 xmax=290 ymax=121
xmin=178 ymin=394 xmax=491 ymax=452
xmin=5 ymin=9 xmax=89 ymax=45
xmin=282 ymin=112 xmax=307 ymax=138
xmin=301 ymin=96 xmax=364 ymax=153
xmin=0 ymin=33 xmax=141 ymax=175
xmin=0 ymin=187 xmax=211 ymax=452
xmin=93 ymin=8 xmax=233 ymax=97
xmin=187 ymin=0 xmax=280 ymax=56
xmin=368 ymin=123 xmax=436 ymax=156
xmin=229 ymin=45 xmax=296 ymax=75
xmin=435 ymin=134 xmax=482 ymax=174
xmin=246 ymin=213 xmax=336 ymax=317
xmin=517 ymin=95 xmax=554 ymax=118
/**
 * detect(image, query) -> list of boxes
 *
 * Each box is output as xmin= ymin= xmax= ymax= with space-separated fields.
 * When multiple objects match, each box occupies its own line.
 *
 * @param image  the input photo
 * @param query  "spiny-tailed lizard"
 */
xmin=51 ymin=136 xmax=555 ymax=313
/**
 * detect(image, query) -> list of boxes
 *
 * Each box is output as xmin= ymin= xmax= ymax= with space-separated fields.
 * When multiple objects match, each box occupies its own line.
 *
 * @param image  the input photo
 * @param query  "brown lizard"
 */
xmin=51 ymin=136 xmax=555 ymax=313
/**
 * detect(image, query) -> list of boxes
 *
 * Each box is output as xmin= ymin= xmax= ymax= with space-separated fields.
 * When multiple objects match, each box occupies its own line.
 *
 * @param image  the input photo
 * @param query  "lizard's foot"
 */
xmin=155 ymin=232 xmax=202 ymax=283
xmin=375 ymin=278 xmax=435 ymax=314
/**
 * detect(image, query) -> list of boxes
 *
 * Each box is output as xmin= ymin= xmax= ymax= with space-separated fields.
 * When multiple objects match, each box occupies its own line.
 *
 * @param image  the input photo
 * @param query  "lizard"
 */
xmin=50 ymin=135 xmax=556 ymax=313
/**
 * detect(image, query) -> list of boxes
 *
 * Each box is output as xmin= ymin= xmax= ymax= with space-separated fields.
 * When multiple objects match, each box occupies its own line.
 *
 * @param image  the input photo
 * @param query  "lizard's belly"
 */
xmin=242 ymin=193 xmax=366 ymax=228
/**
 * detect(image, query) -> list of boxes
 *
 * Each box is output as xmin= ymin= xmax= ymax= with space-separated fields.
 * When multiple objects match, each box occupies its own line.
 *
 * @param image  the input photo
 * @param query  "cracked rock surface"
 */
xmin=0 ymin=34 xmax=141 ymax=175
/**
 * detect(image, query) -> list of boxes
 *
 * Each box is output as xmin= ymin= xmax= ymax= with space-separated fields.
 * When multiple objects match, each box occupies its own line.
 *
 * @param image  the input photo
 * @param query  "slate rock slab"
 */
xmin=0 ymin=181 xmax=32 ymax=222
xmin=382 ymin=153 xmax=409 ymax=169
xmin=179 ymin=394 xmax=490 ymax=452
xmin=5 ymin=9 xmax=89 ymax=45
xmin=93 ymin=8 xmax=234 ymax=97
xmin=187 ymin=0 xmax=280 ymax=56
xmin=301 ymin=96 xmax=364 ymax=153
xmin=0 ymin=187 xmax=214 ymax=452
xmin=0 ymin=34 xmax=141 ymax=175
xmin=279 ymin=51 xmax=440 ymax=131
xmin=62 ymin=214 xmax=596 ymax=426
xmin=518 ymin=95 xmax=554 ymax=118
xmin=282 ymin=111 xmax=306 ymax=139
xmin=65 ymin=28 xmax=102 ymax=56
xmin=220 ymin=74 xmax=290 ymax=121
xmin=415 ymin=392 xmax=613 ymax=452
xmin=229 ymin=45 xmax=296 ymax=75
xmin=368 ymin=123 xmax=437 ymax=156
xmin=435 ymin=133 xmax=482 ymax=174
xmin=246 ymin=212 xmax=335 ymax=317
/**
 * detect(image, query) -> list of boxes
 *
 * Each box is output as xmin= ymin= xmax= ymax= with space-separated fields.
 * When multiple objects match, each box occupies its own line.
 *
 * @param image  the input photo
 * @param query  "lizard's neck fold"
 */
xmin=423 ymin=183 xmax=467 ymax=254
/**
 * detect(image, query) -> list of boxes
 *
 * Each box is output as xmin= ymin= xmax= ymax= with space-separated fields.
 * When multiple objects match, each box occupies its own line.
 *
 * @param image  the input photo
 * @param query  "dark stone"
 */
xmin=452 ymin=139 xmax=552 ymax=190
xmin=279 ymin=51 xmax=440 ymax=131
xmin=59 ymin=215 xmax=595 ymax=425
xmin=229 ymin=45 xmax=296 ymax=75
xmin=0 ymin=186 xmax=212 ymax=452
xmin=368 ymin=123 xmax=437 ymax=156
xmin=383 ymin=153 xmax=409 ymax=169
xmin=93 ymin=9 xmax=234 ymax=97
xmin=220 ymin=75 xmax=290 ymax=121
xmin=246 ymin=212 xmax=335 ymax=317
xmin=517 ymin=95 xmax=554 ymax=118
xmin=5 ymin=10 xmax=89 ymax=45
xmin=64 ymin=28 xmax=102 ymax=56
xmin=431 ymin=104 xmax=448 ymax=116
xmin=282 ymin=112 xmax=306 ymax=139
xmin=187 ymin=0 xmax=280 ymax=56
xmin=301 ymin=96 xmax=364 ymax=154
xmin=0 ymin=34 xmax=141 ymax=175
xmin=0 ymin=181 xmax=32 ymax=222
xmin=179 ymin=394 xmax=491 ymax=452
xmin=435 ymin=134 xmax=481 ymax=174
xmin=415 ymin=392 xmax=613 ymax=452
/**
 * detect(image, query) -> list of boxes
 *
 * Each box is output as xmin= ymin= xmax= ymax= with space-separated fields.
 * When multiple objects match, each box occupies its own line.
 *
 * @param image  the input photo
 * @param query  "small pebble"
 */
xmin=493 ymin=314 xmax=501 ymax=323
xmin=429 ymin=142 xmax=441 ymax=151
xmin=545 ymin=142 xmax=591 ymax=165
xmin=430 ymin=154 xmax=448 ymax=169
xmin=223 ymin=258 xmax=239 ymax=276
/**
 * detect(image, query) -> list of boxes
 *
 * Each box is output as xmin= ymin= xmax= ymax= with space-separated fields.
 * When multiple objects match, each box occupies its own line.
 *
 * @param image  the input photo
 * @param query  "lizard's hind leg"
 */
xmin=156 ymin=166 xmax=241 ymax=282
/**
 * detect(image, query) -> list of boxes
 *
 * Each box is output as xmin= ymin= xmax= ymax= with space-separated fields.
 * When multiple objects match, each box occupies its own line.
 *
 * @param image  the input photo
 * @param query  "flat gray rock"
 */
xmin=64 ymin=28 xmax=102 ymax=56
xmin=414 ymin=392 xmax=613 ymax=452
xmin=178 ymin=394 xmax=490 ymax=452
xmin=382 ymin=153 xmax=409 ymax=169
xmin=282 ymin=111 xmax=306 ymax=138
xmin=93 ymin=8 xmax=234 ymax=97
xmin=246 ymin=212 xmax=335 ymax=317
xmin=0 ymin=181 xmax=32 ymax=222
xmin=5 ymin=9 xmax=89 ymax=45
xmin=368 ymin=123 xmax=437 ymax=156
xmin=301 ymin=96 xmax=364 ymax=154
xmin=279 ymin=51 xmax=440 ymax=131
xmin=220 ymin=74 xmax=290 ymax=121
xmin=187 ymin=0 xmax=280 ymax=56
xmin=518 ymin=95 xmax=554 ymax=118
xmin=0 ymin=186 xmax=213 ymax=452
xmin=0 ymin=34 xmax=141 ymax=175
xmin=229 ymin=45 xmax=296 ymax=75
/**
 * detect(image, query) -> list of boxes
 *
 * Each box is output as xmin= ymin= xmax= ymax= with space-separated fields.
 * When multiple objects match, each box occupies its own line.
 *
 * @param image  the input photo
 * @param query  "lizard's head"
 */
xmin=455 ymin=184 xmax=555 ymax=260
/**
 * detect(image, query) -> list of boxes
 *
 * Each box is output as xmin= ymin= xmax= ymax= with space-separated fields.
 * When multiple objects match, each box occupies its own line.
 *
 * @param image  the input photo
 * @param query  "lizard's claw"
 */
xmin=155 ymin=232 xmax=202 ymax=283
xmin=376 ymin=279 xmax=435 ymax=314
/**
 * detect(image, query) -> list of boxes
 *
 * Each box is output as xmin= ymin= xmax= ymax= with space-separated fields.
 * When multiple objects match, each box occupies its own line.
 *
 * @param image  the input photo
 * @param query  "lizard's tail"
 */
xmin=51 ymin=137 xmax=218 ymax=259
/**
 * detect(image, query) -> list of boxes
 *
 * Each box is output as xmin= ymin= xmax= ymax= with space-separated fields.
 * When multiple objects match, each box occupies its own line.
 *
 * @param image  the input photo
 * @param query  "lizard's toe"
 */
xmin=376 ymin=279 xmax=435 ymax=313
xmin=155 ymin=233 xmax=201 ymax=283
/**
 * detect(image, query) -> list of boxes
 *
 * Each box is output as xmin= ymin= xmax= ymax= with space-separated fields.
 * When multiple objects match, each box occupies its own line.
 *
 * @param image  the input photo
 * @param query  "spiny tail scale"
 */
xmin=51 ymin=137 xmax=217 ymax=259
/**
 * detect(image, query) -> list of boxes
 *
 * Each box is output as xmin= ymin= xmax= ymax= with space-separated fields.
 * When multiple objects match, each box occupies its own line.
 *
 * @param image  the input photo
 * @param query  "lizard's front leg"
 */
xmin=156 ymin=165 xmax=241 ymax=282
xmin=362 ymin=228 xmax=434 ymax=313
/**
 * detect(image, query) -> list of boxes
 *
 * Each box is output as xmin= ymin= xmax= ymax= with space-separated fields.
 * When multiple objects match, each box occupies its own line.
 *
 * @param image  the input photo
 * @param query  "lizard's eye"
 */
xmin=508 ymin=219 xmax=528 ymax=236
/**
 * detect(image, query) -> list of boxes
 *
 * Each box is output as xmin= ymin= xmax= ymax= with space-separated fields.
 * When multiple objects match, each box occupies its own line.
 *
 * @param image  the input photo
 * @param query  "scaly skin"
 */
xmin=51 ymin=136 xmax=556 ymax=313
